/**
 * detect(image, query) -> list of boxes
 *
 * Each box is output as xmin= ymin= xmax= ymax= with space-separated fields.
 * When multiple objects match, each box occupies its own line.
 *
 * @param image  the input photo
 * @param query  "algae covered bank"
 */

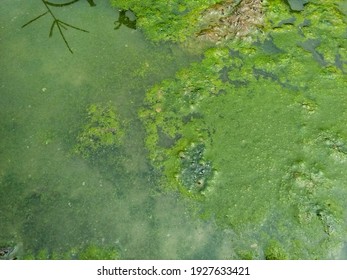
xmin=1 ymin=0 xmax=347 ymax=259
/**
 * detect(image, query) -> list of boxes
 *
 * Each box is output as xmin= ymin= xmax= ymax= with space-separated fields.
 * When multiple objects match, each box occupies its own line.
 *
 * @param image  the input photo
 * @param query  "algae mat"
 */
xmin=138 ymin=0 xmax=347 ymax=259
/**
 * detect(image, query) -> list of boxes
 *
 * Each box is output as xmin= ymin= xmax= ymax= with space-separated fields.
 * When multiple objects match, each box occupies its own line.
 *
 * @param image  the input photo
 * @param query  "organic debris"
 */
xmin=197 ymin=0 xmax=264 ymax=44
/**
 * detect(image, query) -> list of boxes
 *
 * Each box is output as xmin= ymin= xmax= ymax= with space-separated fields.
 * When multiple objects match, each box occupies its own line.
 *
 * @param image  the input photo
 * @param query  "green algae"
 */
xmin=110 ymin=0 xmax=219 ymax=42
xmin=75 ymin=102 xmax=125 ymax=159
xmin=1 ymin=0 xmax=212 ymax=260
xmin=110 ymin=0 xmax=265 ymax=46
xmin=264 ymin=240 xmax=288 ymax=260
xmin=1 ymin=0 xmax=346 ymax=260
xmin=138 ymin=0 xmax=347 ymax=258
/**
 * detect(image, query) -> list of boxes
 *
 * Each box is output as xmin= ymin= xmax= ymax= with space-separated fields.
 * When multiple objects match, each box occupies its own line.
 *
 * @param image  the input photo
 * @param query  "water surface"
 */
xmin=0 ymin=0 xmax=235 ymax=259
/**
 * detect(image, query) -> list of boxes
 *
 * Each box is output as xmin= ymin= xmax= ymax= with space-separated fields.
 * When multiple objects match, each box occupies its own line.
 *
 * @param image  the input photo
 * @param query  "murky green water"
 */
xmin=1 ymin=1 xmax=347 ymax=260
xmin=0 ymin=0 xmax=237 ymax=259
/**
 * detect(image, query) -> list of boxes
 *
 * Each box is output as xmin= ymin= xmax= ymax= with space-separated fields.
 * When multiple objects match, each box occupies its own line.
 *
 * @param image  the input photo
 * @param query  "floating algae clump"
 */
xmin=139 ymin=0 xmax=347 ymax=259
xmin=139 ymin=47 xmax=230 ymax=195
xmin=264 ymin=240 xmax=288 ymax=260
xmin=75 ymin=103 xmax=124 ymax=159
xmin=77 ymin=244 xmax=120 ymax=260
xmin=111 ymin=0 xmax=220 ymax=42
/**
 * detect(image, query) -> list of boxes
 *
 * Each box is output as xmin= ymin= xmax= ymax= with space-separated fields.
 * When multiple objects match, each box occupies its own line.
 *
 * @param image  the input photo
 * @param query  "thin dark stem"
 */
xmin=42 ymin=0 xmax=59 ymax=21
xmin=59 ymin=20 xmax=89 ymax=33
xmin=49 ymin=20 xmax=56 ymax=37
xmin=56 ymin=21 xmax=73 ymax=53
xmin=59 ymin=21 xmax=68 ymax=30
xmin=42 ymin=0 xmax=74 ymax=52
xmin=22 ymin=11 xmax=48 ymax=28
xmin=44 ymin=0 xmax=80 ymax=7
